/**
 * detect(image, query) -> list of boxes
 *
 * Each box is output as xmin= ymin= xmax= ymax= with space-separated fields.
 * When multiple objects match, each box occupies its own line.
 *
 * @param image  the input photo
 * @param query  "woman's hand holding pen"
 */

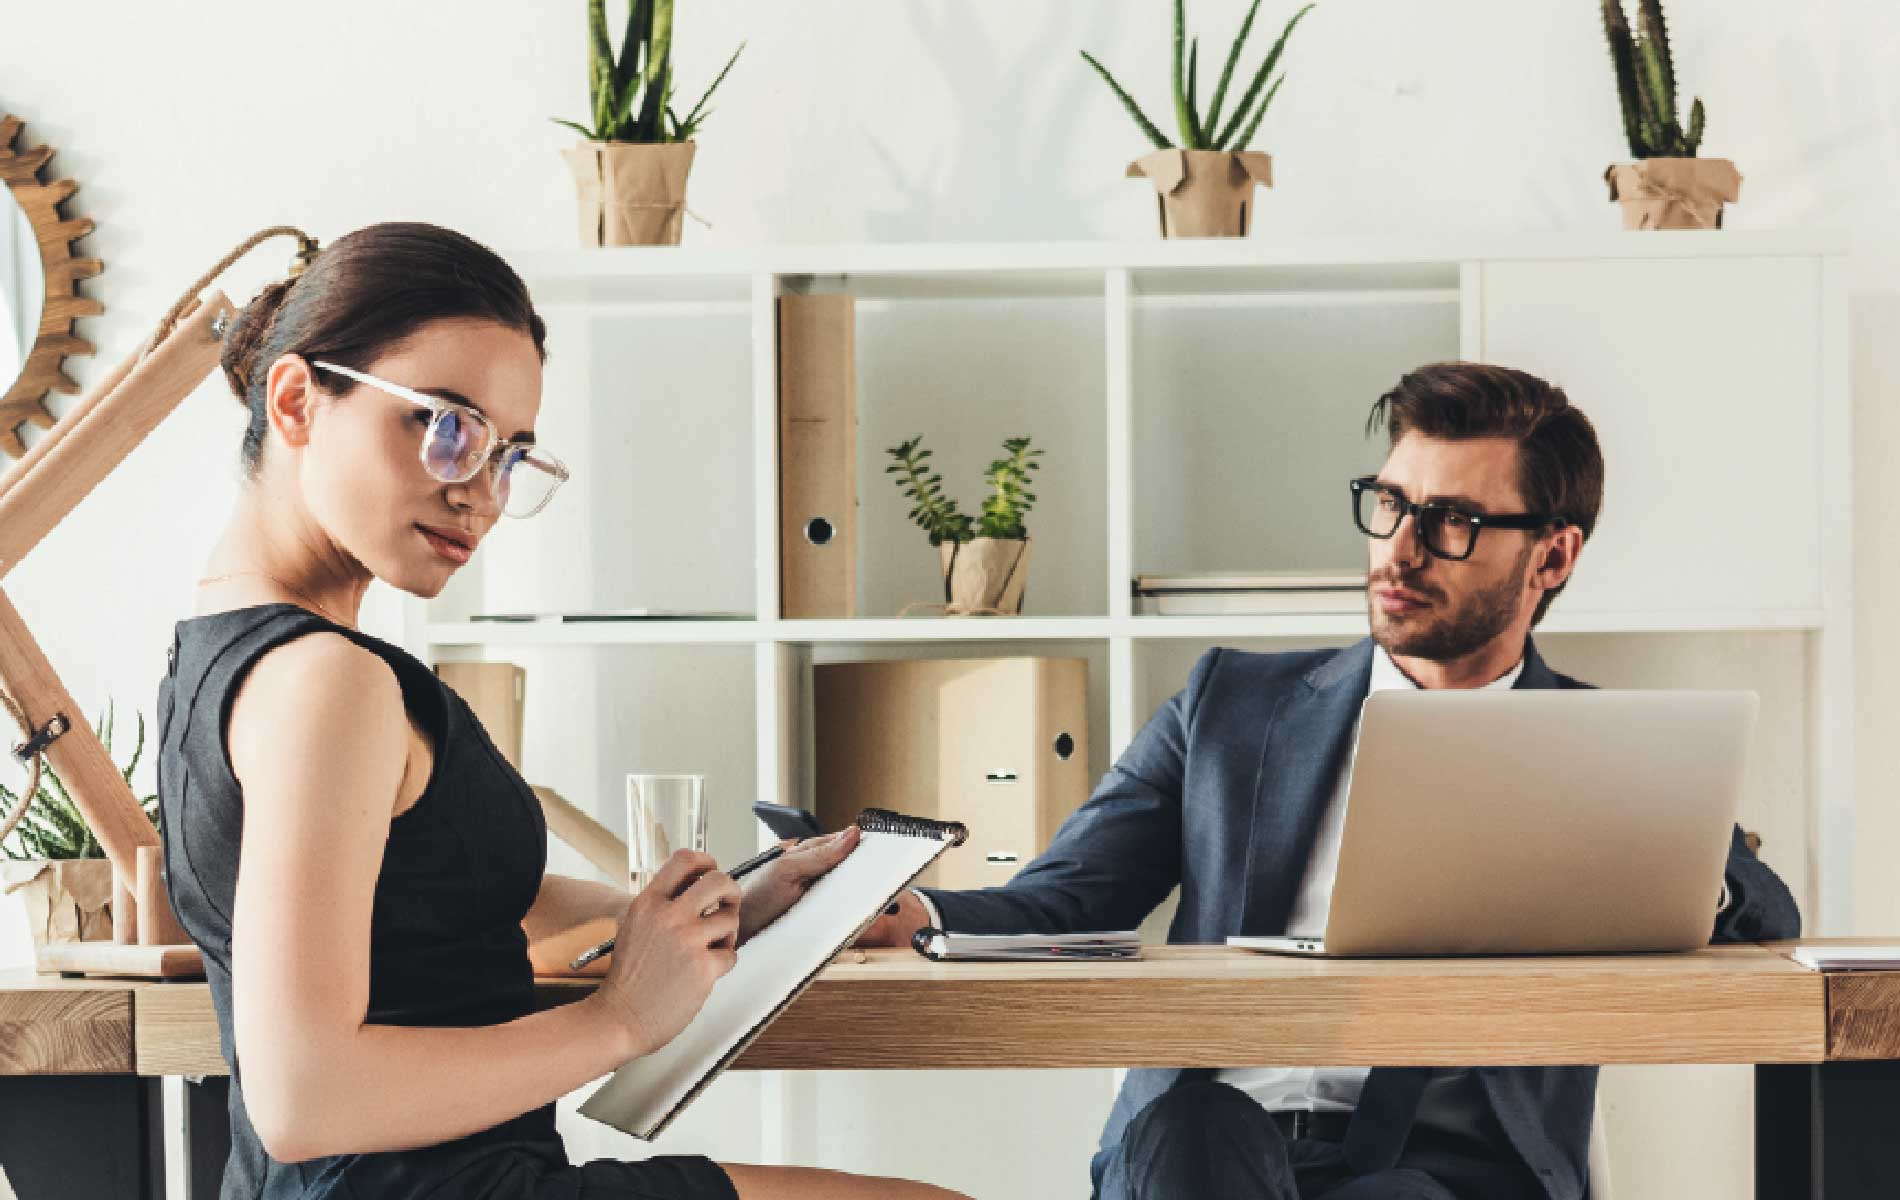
xmin=736 ymin=826 xmax=860 ymax=944
xmin=585 ymin=850 xmax=741 ymax=1062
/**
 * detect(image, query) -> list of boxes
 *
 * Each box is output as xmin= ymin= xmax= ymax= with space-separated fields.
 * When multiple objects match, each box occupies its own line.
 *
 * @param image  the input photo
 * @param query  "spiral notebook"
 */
xmin=579 ymin=809 xmax=968 ymax=1140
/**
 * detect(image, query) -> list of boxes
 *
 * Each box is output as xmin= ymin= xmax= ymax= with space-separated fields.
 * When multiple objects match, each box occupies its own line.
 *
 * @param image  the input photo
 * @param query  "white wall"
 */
xmin=4 ymin=3 xmax=1898 ymax=1197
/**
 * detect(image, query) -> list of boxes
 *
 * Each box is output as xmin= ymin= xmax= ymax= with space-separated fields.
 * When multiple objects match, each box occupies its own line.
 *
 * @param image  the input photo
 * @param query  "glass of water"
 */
xmin=625 ymin=773 xmax=707 ymax=892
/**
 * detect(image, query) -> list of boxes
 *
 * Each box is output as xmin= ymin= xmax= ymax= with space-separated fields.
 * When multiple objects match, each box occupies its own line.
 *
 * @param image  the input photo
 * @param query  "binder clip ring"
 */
xmin=12 ymin=712 xmax=70 ymax=764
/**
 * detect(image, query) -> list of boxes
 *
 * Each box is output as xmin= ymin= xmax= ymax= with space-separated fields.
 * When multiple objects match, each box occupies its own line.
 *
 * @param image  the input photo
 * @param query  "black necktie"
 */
xmin=1343 ymin=1066 xmax=1434 ymax=1174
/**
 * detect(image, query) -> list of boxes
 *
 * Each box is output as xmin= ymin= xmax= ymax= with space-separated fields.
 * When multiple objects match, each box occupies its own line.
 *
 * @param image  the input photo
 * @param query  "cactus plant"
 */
xmin=1082 ymin=0 xmax=1315 ymax=152
xmin=2 ymin=701 xmax=157 ymax=861
xmin=1601 ymin=0 xmax=1705 ymax=158
xmin=552 ymin=0 xmax=744 ymax=144
xmin=885 ymin=436 xmax=1043 ymax=546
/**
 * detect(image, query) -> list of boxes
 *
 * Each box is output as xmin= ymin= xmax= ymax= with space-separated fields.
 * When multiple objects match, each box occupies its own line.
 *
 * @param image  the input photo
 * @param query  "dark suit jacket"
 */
xmin=921 ymin=637 xmax=1800 ymax=1200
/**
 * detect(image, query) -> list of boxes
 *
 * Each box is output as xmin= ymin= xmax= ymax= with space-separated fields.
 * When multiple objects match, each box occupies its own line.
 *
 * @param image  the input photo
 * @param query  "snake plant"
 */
xmin=552 ymin=0 xmax=745 ymax=144
xmin=1082 ymin=0 xmax=1315 ymax=152
xmin=1601 ymin=0 xmax=1704 ymax=157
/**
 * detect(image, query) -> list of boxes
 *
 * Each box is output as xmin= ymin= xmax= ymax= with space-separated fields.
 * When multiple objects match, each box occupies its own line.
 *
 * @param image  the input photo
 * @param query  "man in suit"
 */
xmin=857 ymin=362 xmax=1800 ymax=1200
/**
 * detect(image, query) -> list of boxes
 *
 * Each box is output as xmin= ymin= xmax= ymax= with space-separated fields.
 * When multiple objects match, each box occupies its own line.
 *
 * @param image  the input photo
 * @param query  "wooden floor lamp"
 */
xmin=0 ymin=200 xmax=319 ymax=977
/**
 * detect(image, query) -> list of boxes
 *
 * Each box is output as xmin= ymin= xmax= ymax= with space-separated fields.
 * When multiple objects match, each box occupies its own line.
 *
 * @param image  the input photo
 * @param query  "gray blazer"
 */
xmin=921 ymin=637 xmax=1800 ymax=1200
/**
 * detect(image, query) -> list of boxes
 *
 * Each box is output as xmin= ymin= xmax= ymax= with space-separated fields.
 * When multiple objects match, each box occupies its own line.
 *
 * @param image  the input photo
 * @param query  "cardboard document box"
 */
xmin=435 ymin=661 xmax=526 ymax=770
xmin=777 ymin=293 xmax=857 ymax=618
xmin=813 ymin=657 xmax=1089 ymax=889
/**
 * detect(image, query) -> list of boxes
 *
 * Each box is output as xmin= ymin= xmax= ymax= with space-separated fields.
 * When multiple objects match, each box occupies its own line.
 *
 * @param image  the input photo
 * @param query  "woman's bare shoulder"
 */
xmin=227 ymin=630 xmax=409 ymax=800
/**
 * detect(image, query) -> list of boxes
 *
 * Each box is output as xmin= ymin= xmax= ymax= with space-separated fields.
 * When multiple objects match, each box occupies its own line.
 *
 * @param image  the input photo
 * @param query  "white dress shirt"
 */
xmin=1218 ymin=644 xmax=1523 ymax=1113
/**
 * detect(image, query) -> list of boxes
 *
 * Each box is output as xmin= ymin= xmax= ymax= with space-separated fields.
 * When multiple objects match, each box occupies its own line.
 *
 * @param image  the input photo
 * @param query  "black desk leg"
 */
xmin=1758 ymin=1061 xmax=1900 ymax=1198
xmin=185 ymin=1076 xmax=232 ymax=1199
xmin=0 ymin=1075 xmax=164 ymax=1199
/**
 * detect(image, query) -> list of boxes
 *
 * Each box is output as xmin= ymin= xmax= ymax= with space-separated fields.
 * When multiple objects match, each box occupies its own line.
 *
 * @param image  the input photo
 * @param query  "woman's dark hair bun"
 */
xmin=218 ymin=221 xmax=547 ymax=479
xmin=219 ymin=276 xmax=298 ymax=406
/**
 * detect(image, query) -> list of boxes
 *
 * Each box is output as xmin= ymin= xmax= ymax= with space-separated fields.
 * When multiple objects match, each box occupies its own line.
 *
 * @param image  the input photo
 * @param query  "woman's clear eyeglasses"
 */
xmin=309 ymin=359 xmax=569 ymax=518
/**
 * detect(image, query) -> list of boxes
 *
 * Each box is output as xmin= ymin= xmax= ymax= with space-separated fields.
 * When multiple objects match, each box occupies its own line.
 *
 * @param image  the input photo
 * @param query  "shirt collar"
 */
xmin=1370 ymin=643 xmax=1526 ymax=694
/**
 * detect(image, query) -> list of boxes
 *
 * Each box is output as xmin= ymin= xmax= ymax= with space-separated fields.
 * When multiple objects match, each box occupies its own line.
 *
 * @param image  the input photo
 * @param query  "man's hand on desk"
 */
xmin=854 ymin=888 xmax=933 ymax=949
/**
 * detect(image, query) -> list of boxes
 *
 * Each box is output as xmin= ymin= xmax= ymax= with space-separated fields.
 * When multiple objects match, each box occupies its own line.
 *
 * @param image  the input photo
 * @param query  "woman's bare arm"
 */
xmin=227 ymin=635 xmax=639 ymax=1163
xmin=521 ymin=873 xmax=629 ymax=977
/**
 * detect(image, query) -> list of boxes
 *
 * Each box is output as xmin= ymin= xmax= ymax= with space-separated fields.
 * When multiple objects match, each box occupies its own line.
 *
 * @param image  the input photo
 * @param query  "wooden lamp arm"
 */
xmin=0 ymin=294 xmax=236 ymax=951
xmin=531 ymin=785 xmax=629 ymax=883
xmin=0 ymin=293 xmax=233 ymax=577
xmin=0 ymin=227 xmax=316 ymax=973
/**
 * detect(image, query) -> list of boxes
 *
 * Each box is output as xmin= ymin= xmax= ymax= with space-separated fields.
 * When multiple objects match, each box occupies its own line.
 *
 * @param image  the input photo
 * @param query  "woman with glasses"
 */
xmin=157 ymin=222 xmax=967 ymax=1200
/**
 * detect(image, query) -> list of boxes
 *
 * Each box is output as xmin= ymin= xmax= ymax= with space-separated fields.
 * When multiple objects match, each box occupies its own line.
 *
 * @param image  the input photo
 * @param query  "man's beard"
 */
xmin=1370 ymin=542 xmax=1533 ymax=662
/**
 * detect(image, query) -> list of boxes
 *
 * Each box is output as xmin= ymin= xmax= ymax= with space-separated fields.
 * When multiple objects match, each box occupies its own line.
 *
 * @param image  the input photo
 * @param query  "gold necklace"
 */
xmin=194 ymin=571 xmax=355 ymax=629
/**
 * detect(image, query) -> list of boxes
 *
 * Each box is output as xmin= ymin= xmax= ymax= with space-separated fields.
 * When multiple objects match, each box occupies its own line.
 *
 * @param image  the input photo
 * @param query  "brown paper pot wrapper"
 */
xmin=2 ymin=858 xmax=114 ymax=951
xmin=1605 ymin=158 xmax=1742 ymax=231
xmin=562 ymin=140 xmax=698 ymax=247
xmin=938 ymin=537 xmax=1031 ymax=616
xmin=1128 ymin=149 xmax=1274 ymax=239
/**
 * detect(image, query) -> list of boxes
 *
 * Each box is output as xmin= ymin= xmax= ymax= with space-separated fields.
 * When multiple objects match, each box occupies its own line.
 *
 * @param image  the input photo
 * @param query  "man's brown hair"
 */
xmin=1365 ymin=361 xmax=1604 ymax=626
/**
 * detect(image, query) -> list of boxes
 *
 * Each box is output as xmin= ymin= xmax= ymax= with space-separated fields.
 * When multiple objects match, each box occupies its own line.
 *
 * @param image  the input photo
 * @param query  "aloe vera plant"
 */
xmin=2 ymin=701 xmax=157 ymax=861
xmin=552 ymin=0 xmax=744 ymax=144
xmin=1082 ymin=0 xmax=1315 ymax=152
xmin=886 ymin=436 xmax=1043 ymax=546
xmin=1601 ymin=0 xmax=1704 ymax=157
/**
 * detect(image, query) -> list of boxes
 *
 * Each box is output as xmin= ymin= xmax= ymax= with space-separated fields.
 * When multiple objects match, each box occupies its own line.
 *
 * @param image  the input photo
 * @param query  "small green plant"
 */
xmin=1 ymin=701 xmax=156 ymax=861
xmin=1081 ymin=0 xmax=1314 ymax=152
xmin=979 ymin=438 xmax=1043 ymax=541
xmin=1600 ymin=0 xmax=1704 ymax=158
xmin=552 ymin=0 xmax=745 ymax=144
xmin=886 ymin=436 xmax=1044 ymax=546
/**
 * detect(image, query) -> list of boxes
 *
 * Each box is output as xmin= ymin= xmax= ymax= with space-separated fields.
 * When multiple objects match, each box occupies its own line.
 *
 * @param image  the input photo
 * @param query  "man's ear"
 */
xmin=263 ymin=354 xmax=322 ymax=449
xmin=1533 ymin=526 xmax=1584 ymax=593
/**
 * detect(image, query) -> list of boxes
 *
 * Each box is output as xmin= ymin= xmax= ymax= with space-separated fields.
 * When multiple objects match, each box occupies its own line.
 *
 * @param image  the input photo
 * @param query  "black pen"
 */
xmin=567 ymin=845 xmax=785 ymax=972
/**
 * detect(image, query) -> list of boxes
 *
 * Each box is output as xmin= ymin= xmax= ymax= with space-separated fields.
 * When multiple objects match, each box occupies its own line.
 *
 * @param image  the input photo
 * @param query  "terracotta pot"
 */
xmin=938 ymin=538 xmax=1031 ymax=615
xmin=561 ymin=140 xmax=698 ymax=247
xmin=1127 ymin=148 xmax=1275 ymax=238
xmin=1604 ymin=158 xmax=1742 ymax=231
xmin=1 ymin=858 xmax=114 ymax=952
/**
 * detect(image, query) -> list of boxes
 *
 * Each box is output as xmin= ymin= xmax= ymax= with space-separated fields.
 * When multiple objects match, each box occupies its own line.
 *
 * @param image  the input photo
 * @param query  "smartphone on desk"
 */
xmin=753 ymin=801 xmax=825 ymax=842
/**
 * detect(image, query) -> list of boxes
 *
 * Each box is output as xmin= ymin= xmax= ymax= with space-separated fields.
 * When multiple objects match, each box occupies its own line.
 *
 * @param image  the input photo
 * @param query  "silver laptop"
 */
xmin=1230 ymin=689 xmax=1757 ymax=958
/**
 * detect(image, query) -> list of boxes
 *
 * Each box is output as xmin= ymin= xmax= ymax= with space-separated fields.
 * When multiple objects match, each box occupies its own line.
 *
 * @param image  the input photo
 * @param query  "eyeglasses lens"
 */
xmin=423 ymin=408 xmax=485 ymax=480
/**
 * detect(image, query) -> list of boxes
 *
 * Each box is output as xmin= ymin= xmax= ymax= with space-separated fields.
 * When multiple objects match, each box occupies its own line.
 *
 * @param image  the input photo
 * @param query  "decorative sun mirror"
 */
xmin=0 ymin=113 xmax=101 ymax=461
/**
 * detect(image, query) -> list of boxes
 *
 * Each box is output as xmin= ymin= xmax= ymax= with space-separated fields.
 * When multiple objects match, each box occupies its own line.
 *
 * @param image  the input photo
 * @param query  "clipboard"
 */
xmin=578 ymin=809 xmax=966 ymax=1139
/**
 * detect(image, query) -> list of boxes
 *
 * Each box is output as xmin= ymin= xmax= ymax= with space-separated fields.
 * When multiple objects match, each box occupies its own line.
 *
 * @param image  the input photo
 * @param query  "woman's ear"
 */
xmin=263 ymin=354 xmax=323 ymax=450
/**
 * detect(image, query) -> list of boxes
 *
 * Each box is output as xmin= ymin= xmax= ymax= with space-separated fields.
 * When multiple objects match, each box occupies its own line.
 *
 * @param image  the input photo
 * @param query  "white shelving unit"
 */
xmin=402 ymin=232 xmax=1850 ymax=897
xmin=400 ymin=230 xmax=1851 ymax=913
xmin=424 ymin=607 xmax=1830 ymax=648
xmin=388 ymin=233 xmax=1850 ymax=1183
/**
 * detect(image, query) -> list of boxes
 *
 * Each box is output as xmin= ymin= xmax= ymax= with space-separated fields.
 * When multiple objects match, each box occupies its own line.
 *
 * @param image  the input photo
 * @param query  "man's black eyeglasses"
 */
xmin=1350 ymin=476 xmax=1562 ymax=562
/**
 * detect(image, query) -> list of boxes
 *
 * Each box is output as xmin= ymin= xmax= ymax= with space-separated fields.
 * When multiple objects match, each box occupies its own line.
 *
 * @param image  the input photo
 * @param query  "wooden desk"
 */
xmin=5 ymin=945 xmax=1898 ymax=1198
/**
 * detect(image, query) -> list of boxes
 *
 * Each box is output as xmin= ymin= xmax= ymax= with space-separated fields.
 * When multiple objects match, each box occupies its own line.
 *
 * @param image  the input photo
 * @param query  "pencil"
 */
xmin=567 ymin=844 xmax=786 ymax=972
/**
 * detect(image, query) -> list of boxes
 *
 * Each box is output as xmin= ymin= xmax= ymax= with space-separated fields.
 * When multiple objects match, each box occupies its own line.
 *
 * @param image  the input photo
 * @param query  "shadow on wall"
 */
xmin=861 ymin=6 xmax=1119 ymax=242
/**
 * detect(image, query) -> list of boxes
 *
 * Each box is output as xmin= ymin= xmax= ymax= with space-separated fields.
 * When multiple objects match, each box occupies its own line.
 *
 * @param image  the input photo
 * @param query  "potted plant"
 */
xmin=553 ymin=0 xmax=745 ymax=247
xmin=1083 ymin=0 xmax=1314 ymax=238
xmin=886 ymin=436 xmax=1043 ymax=616
xmin=1599 ymin=0 xmax=1739 ymax=229
xmin=1 ymin=701 xmax=154 ymax=953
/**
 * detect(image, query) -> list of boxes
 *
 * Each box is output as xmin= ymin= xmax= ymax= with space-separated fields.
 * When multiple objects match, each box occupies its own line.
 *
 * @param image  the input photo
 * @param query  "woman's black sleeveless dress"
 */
xmin=156 ymin=602 xmax=738 ymax=1200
